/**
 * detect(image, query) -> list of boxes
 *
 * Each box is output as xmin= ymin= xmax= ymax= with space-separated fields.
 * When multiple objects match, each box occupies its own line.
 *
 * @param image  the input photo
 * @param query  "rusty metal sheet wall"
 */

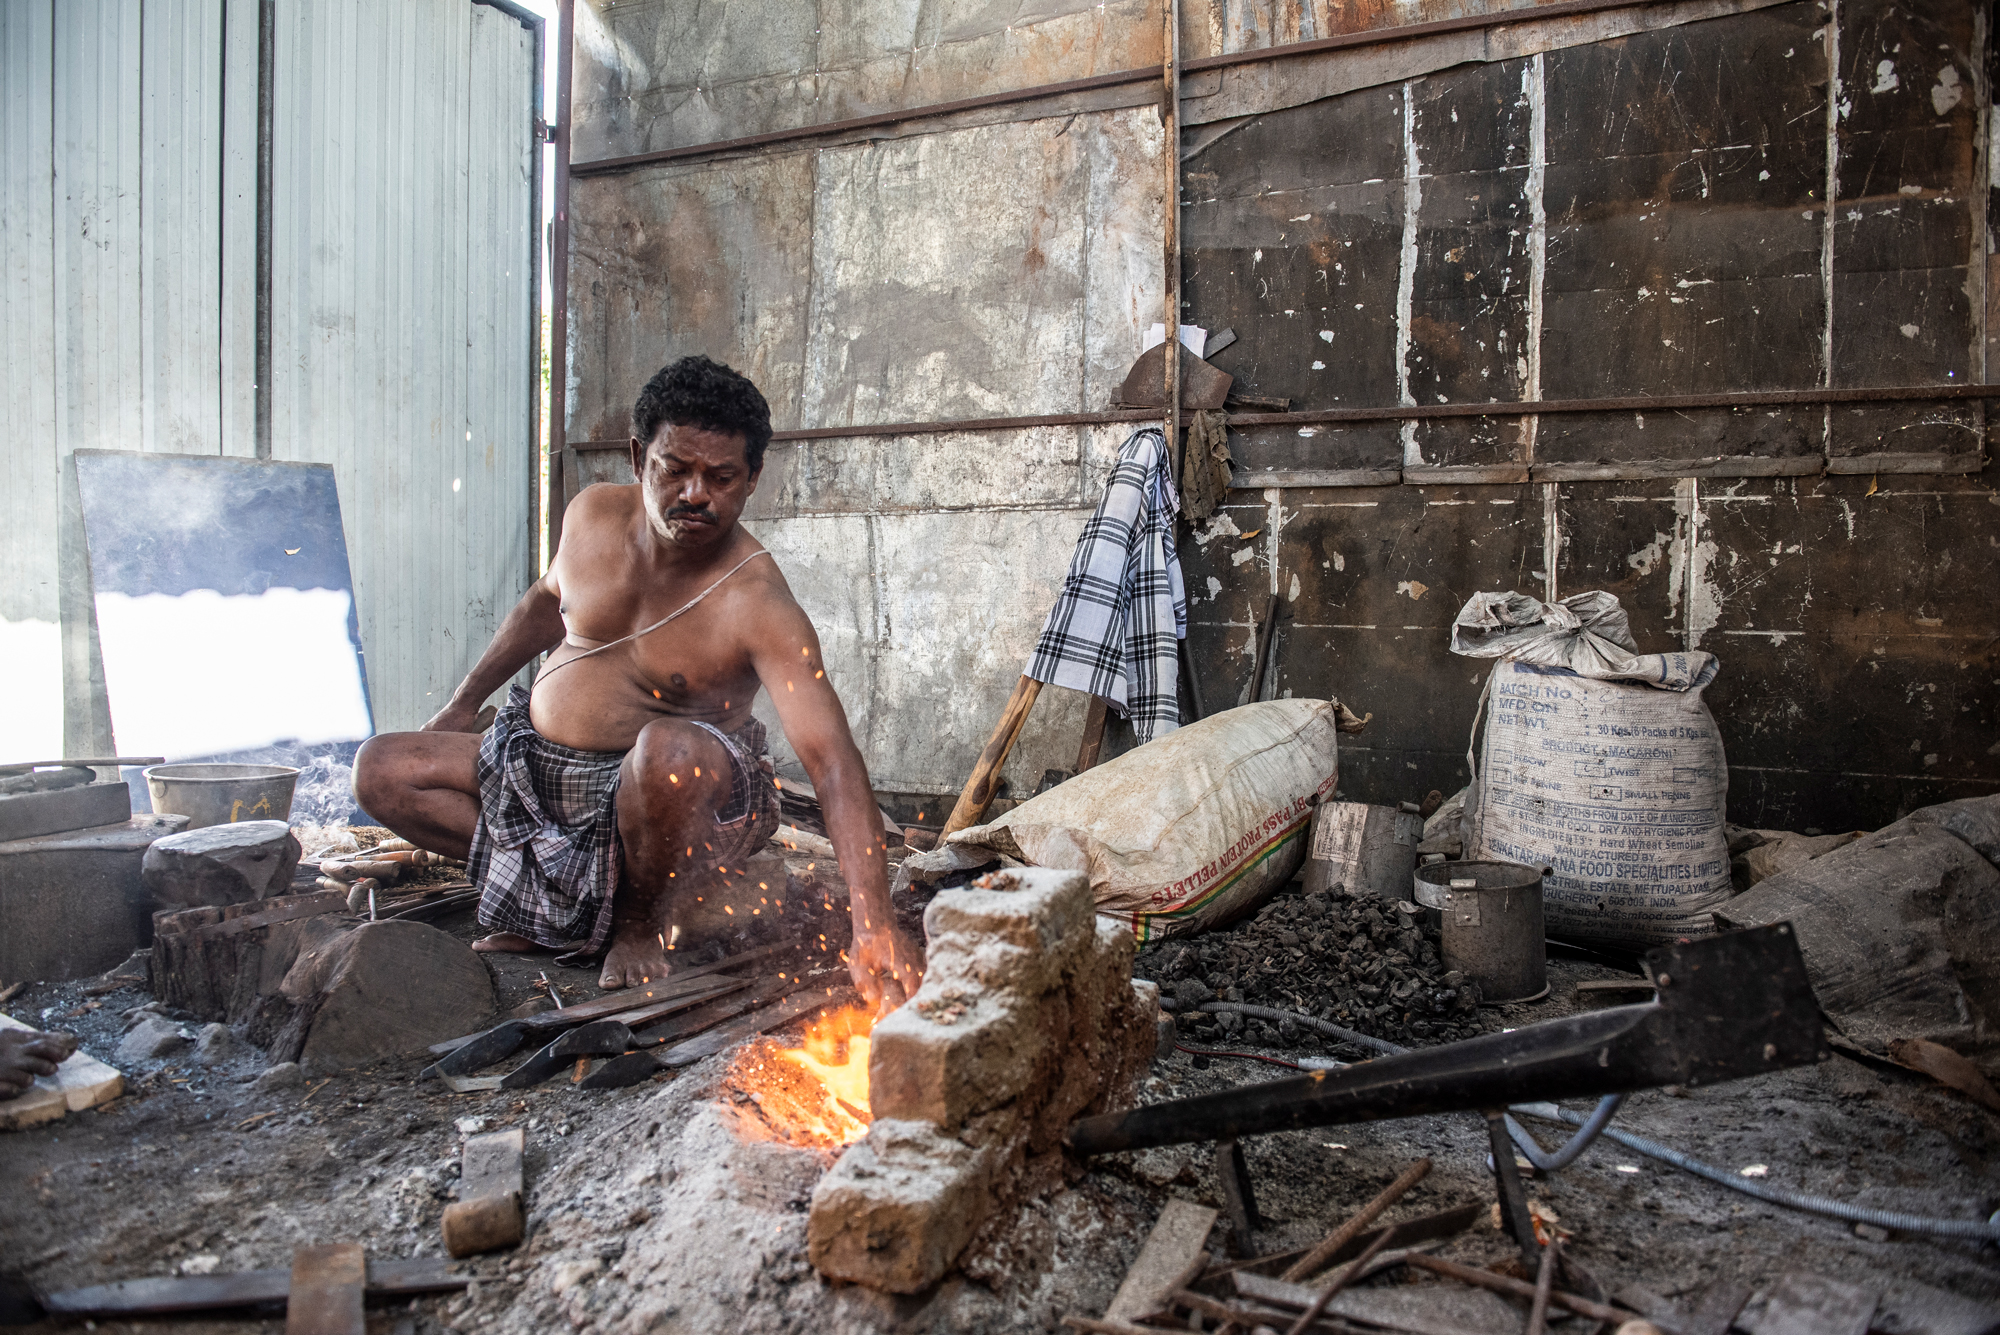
xmin=1178 ymin=0 xmax=1996 ymax=825
xmin=565 ymin=104 xmax=1166 ymax=797
xmin=270 ymin=0 xmax=539 ymax=735
xmin=570 ymin=0 xmax=1162 ymax=161
xmin=567 ymin=0 xmax=1995 ymax=828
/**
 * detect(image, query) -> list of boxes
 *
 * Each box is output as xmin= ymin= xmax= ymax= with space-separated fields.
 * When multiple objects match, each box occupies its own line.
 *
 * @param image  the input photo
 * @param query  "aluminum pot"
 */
xmin=144 ymin=763 xmax=299 ymax=830
xmin=1415 ymin=859 xmax=1547 ymax=1004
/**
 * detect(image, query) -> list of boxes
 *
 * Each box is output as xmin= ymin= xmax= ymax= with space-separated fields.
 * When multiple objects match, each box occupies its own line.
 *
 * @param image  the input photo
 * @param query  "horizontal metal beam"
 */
xmin=569 ymin=0 xmax=1687 ymax=176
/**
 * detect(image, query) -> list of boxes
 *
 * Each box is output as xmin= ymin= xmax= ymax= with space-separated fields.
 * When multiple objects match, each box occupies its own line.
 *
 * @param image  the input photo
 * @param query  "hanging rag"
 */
xmin=1025 ymin=427 xmax=1187 ymax=743
xmin=1179 ymin=409 xmax=1233 ymax=522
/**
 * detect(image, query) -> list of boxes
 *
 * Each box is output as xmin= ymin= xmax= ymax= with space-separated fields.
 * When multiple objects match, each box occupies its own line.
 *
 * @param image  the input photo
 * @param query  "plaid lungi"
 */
xmin=1025 ymin=427 xmax=1187 ymax=743
xmin=467 ymin=685 xmax=781 ymax=959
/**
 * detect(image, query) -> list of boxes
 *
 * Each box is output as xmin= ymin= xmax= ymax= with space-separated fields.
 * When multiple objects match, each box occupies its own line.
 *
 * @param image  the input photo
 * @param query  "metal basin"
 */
xmin=1416 ymin=859 xmax=1547 ymax=1004
xmin=144 ymin=763 xmax=300 ymax=830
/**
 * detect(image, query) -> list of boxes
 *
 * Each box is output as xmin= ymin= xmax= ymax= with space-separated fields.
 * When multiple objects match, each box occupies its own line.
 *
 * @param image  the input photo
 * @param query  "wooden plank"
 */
xmin=1756 ymin=1273 xmax=1876 ymax=1335
xmin=442 ymin=1129 xmax=527 ymax=1257
xmin=171 ymin=891 xmax=345 ymax=942
xmin=1074 ymin=696 xmax=1111 ymax=774
xmin=42 ymin=1258 xmax=466 ymax=1316
xmin=0 ymin=1012 xmax=123 ymax=1132
xmin=1104 ymin=1198 xmax=1218 ymax=1322
xmin=285 ymin=1243 xmax=365 ymax=1335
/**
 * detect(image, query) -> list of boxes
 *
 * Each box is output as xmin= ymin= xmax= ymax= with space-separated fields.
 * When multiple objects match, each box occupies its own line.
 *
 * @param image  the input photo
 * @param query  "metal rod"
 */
xmin=1486 ymin=1109 xmax=1540 ymax=1270
xmin=254 ymin=0 xmax=275 ymax=461
xmin=1279 ymin=1159 xmax=1429 ymax=1283
xmin=1524 ymin=1237 xmax=1559 ymax=1335
xmin=564 ymin=383 xmax=1998 ymax=452
xmin=1285 ymin=1224 xmax=1396 ymax=1335
xmin=1403 ymin=1254 xmax=1624 ymax=1325
xmin=1163 ymin=0 xmax=1181 ymax=469
xmin=1065 ymin=926 xmax=1827 ymax=1157
xmin=545 ymin=0 xmax=576 ymax=559
xmin=569 ymin=0 xmax=1692 ymax=177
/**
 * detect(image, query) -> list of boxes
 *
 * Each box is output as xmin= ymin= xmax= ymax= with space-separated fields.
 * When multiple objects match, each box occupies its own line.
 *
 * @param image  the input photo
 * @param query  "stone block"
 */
xmin=0 ymin=781 xmax=131 ymax=843
xmin=281 ymin=921 xmax=496 ymax=1069
xmin=806 ymin=1119 xmax=996 ymax=1294
xmin=117 ymin=1014 xmax=192 ymax=1063
xmin=0 ymin=815 xmax=189 ymax=984
xmin=867 ymin=987 xmax=1049 ymax=1128
xmin=142 ymin=820 xmax=301 ymax=909
xmin=920 ymin=867 xmax=1093 ymax=996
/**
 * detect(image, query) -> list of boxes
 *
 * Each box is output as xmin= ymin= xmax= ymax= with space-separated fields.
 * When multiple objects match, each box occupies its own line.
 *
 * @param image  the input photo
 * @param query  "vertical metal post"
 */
xmin=546 ymin=0 xmax=575 ymax=563
xmin=254 ymin=0 xmax=274 ymax=460
xmin=1162 ymin=0 xmax=1182 ymax=466
xmin=524 ymin=8 xmax=545 ymax=580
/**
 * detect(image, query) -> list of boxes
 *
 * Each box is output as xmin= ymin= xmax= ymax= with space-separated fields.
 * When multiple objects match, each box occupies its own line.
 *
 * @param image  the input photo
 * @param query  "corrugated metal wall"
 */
xmin=562 ymin=0 xmax=1997 ymax=829
xmin=271 ymin=0 xmax=539 ymax=734
xmin=0 ymin=0 xmax=539 ymax=763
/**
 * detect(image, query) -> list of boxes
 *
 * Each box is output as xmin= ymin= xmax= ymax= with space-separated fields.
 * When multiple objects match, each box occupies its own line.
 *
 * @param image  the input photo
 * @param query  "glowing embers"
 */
xmin=727 ymin=1004 xmax=873 ymax=1149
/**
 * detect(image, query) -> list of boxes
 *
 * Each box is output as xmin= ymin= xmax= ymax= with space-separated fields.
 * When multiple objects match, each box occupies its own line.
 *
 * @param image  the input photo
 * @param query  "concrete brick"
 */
xmin=806 ymin=1119 xmax=997 ymax=1294
xmin=0 ymin=815 xmax=189 ymax=984
xmin=0 ymin=781 xmax=131 ymax=842
xmin=920 ymin=867 xmax=1094 ymax=995
xmin=867 ymin=988 xmax=1048 ymax=1128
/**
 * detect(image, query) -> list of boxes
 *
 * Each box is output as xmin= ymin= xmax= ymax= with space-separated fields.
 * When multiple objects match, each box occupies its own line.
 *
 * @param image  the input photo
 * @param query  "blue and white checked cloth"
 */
xmin=1026 ymin=428 xmax=1187 ymax=743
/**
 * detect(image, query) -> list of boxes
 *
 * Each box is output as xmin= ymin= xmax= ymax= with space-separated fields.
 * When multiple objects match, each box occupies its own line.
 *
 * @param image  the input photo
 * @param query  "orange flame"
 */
xmin=728 ymin=1004 xmax=874 ymax=1149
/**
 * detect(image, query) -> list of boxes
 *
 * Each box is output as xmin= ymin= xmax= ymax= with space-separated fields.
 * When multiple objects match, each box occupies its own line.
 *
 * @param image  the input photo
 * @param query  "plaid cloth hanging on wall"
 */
xmin=1025 ymin=427 xmax=1187 ymax=743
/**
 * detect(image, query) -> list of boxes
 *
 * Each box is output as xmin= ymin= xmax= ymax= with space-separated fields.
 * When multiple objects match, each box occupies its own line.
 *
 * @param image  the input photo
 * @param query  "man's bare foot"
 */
xmin=599 ymin=930 xmax=671 ymax=990
xmin=472 ymin=932 xmax=543 ymax=954
xmin=0 ymin=1028 xmax=77 ymax=1101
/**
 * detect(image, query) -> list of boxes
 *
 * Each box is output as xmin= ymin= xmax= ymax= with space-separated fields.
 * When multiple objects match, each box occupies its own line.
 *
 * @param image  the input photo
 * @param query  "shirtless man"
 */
xmin=353 ymin=356 xmax=923 ymax=1011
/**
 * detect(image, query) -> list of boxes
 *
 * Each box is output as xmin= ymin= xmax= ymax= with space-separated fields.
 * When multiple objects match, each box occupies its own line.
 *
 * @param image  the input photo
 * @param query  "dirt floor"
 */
xmin=3 ymin=878 xmax=1998 ymax=1334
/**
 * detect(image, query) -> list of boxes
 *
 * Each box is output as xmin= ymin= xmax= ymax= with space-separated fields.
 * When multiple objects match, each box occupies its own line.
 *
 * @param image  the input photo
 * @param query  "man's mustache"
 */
xmin=665 ymin=504 xmax=714 ymax=521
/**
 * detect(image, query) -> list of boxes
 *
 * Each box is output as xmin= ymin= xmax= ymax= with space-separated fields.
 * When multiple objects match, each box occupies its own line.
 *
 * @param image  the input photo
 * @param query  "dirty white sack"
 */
xmin=950 ymin=699 xmax=1351 ymax=941
xmin=1454 ymin=590 xmax=1731 ymax=948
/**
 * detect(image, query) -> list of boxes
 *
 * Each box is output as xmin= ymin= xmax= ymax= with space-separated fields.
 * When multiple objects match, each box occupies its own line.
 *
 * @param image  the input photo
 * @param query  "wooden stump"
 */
xmin=149 ymin=891 xmax=347 ymax=1023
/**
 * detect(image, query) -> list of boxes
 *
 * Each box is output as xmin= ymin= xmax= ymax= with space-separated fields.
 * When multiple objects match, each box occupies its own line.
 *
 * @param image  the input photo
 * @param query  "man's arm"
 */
xmin=752 ymin=603 xmax=923 ymax=1013
xmin=422 ymin=572 xmax=566 ymax=733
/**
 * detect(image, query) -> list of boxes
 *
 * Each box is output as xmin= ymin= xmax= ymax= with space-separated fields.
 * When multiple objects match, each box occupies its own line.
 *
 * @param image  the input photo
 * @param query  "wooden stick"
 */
xmin=0 ymin=756 xmax=163 ymax=775
xmin=1280 ymin=1157 xmax=1430 ymax=1283
xmin=1286 ymin=1225 xmax=1395 ymax=1335
xmin=1075 ymin=695 xmax=1111 ymax=773
xmin=1249 ymin=595 xmax=1280 ymax=703
xmin=1402 ymin=1254 xmax=1623 ymax=1324
xmin=1525 ymin=1239 xmax=1558 ymax=1335
xmin=942 ymin=675 xmax=1042 ymax=836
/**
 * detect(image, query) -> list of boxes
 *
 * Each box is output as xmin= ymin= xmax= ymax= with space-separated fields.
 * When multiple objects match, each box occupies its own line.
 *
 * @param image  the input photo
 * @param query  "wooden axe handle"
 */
xmin=941 ymin=675 xmax=1042 ymax=837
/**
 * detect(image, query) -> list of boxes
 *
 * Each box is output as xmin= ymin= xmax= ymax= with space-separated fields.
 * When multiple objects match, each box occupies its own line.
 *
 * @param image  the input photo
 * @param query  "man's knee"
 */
xmin=352 ymin=732 xmax=444 ymax=809
xmin=624 ymin=720 xmax=730 ymax=818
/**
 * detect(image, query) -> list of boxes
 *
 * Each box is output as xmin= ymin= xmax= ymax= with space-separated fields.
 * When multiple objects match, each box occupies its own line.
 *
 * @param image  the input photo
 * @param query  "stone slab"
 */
xmin=0 ymin=1011 xmax=124 ymax=1131
xmin=281 ymin=921 xmax=496 ymax=1070
xmin=0 ymin=815 xmax=189 ymax=985
xmin=0 ymin=781 xmax=132 ymax=843
xmin=142 ymin=820 xmax=302 ymax=908
xmin=1105 ymin=1199 xmax=1218 ymax=1322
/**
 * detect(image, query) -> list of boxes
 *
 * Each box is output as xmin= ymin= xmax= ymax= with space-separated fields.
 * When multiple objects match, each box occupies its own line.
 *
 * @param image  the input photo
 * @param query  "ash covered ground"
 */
xmin=3 ymin=875 xmax=1998 ymax=1333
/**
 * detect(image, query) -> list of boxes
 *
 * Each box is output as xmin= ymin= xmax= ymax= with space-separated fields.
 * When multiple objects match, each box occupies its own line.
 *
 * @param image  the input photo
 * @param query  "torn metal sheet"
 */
xmin=570 ymin=0 xmax=1160 ymax=161
xmin=1177 ymin=0 xmax=1794 ymax=128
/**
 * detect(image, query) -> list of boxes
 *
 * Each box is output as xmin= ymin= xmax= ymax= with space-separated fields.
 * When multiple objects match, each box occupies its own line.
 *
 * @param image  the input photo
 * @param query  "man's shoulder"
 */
xmin=571 ymin=481 xmax=640 ymax=518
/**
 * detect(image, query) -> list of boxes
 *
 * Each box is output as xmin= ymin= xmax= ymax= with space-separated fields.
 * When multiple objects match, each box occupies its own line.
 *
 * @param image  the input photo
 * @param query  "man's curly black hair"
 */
xmin=631 ymin=355 xmax=772 ymax=472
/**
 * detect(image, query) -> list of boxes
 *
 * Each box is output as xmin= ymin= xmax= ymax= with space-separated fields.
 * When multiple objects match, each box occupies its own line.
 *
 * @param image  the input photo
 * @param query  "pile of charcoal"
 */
xmin=1133 ymin=887 xmax=1485 ymax=1055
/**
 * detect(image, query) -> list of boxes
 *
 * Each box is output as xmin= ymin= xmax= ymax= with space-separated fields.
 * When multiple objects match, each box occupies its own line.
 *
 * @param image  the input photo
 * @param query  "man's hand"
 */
xmin=0 ymin=1028 xmax=78 ymax=1101
xmin=421 ymin=699 xmax=487 ymax=734
xmin=850 ymin=920 xmax=925 ymax=1016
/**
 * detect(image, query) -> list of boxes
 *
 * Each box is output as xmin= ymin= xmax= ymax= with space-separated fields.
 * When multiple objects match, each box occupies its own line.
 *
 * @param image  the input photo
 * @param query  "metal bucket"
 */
xmin=144 ymin=763 xmax=299 ymax=830
xmin=1415 ymin=859 xmax=1547 ymax=1004
xmin=1303 ymin=801 xmax=1421 ymax=899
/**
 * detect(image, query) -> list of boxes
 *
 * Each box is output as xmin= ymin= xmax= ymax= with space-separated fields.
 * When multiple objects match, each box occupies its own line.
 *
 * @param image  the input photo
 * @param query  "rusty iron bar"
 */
xmin=560 ymin=383 xmax=1996 ymax=453
xmin=570 ymin=0 xmax=1696 ymax=177
xmin=1279 ymin=1158 xmax=1430 ymax=1283
xmin=1066 ymin=925 xmax=1828 ymax=1156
